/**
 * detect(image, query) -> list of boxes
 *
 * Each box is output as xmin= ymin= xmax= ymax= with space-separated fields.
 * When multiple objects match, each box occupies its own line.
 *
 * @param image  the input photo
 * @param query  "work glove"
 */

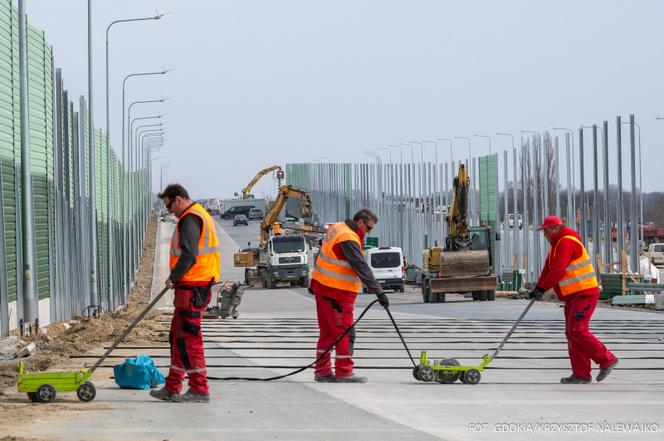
xmin=376 ymin=293 xmax=390 ymax=309
xmin=529 ymin=286 xmax=545 ymax=301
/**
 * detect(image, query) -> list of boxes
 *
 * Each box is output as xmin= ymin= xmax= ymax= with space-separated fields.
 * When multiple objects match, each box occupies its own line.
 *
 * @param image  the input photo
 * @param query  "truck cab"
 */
xmin=647 ymin=243 xmax=664 ymax=268
xmin=260 ymin=234 xmax=310 ymax=288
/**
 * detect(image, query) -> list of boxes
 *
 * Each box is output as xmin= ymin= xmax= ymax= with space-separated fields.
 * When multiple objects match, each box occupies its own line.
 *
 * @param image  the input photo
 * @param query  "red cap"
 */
xmin=538 ymin=215 xmax=564 ymax=230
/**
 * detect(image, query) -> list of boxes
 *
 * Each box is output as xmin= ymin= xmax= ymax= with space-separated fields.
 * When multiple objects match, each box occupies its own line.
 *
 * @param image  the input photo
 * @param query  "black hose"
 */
xmin=207 ymin=298 xmax=416 ymax=381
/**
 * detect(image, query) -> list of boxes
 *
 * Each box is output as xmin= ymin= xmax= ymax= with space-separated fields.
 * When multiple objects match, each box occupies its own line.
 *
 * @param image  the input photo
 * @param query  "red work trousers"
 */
xmin=564 ymin=293 xmax=617 ymax=379
xmin=165 ymin=286 xmax=211 ymax=395
xmin=315 ymin=295 xmax=356 ymax=379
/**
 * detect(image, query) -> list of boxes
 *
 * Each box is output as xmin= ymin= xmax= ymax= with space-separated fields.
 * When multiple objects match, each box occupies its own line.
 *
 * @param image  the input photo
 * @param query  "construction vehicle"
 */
xmin=241 ymin=165 xmax=284 ymax=199
xmin=421 ymin=163 xmax=497 ymax=303
xmin=234 ymin=185 xmax=313 ymax=288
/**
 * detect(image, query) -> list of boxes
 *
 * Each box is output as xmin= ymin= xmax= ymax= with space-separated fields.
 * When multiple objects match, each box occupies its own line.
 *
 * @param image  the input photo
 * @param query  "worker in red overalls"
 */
xmin=310 ymin=208 xmax=389 ymax=383
xmin=151 ymin=184 xmax=220 ymax=402
xmin=530 ymin=216 xmax=619 ymax=384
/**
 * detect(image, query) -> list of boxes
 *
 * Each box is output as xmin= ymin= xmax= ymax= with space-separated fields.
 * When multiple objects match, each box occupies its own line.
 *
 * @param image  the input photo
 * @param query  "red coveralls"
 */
xmin=536 ymin=227 xmax=617 ymax=380
xmin=165 ymin=283 xmax=212 ymax=395
xmin=310 ymin=227 xmax=366 ymax=379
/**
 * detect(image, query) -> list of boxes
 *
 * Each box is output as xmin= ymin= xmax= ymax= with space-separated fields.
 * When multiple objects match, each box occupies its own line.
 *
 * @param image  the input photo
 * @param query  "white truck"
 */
xmin=647 ymin=243 xmax=664 ymax=269
xmin=243 ymin=234 xmax=310 ymax=289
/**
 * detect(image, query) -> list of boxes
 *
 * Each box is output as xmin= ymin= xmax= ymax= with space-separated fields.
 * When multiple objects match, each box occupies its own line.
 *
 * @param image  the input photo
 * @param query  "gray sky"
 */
xmin=27 ymin=0 xmax=664 ymax=199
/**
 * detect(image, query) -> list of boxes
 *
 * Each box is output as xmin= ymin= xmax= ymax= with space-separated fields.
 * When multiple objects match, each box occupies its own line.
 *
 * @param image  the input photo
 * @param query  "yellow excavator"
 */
xmin=241 ymin=165 xmax=284 ymax=199
xmin=234 ymin=185 xmax=315 ymax=288
xmin=421 ymin=163 xmax=496 ymax=303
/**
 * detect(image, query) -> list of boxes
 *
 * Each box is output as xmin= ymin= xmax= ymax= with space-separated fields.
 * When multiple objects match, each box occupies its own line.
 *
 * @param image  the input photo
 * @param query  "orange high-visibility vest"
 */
xmin=169 ymin=203 xmax=221 ymax=283
xmin=548 ymin=235 xmax=598 ymax=296
xmin=311 ymin=222 xmax=362 ymax=293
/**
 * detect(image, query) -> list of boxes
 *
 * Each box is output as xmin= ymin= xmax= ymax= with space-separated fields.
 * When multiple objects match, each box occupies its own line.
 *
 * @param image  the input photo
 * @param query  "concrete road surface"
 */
xmin=9 ymin=218 xmax=664 ymax=440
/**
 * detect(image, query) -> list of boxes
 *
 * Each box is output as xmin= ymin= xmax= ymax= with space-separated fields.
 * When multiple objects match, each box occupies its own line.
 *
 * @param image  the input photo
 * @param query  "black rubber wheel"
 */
xmin=472 ymin=291 xmax=479 ymax=301
xmin=479 ymin=291 xmax=488 ymax=301
xmin=412 ymin=366 xmax=421 ymax=381
xmin=27 ymin=392 xmax=39 ymax=403
xmin=459 ymin=373 xmax=468 ymax=384
xmin=417 ymin=365 xmax=436 ymax=382
xmin=399 ymin=285 xmax=405 ymax=293
xmin=300 ymin=277 xmax=309 ymax=288
xmin=77 ymin=381 xmax=96 ymax=402
xmin=435 ymin=358 xmax=461 ymax=384
xmin=36 ymin=384 xmax=56 ymax=403
xmin=463 ymin=369 xmax=481 ymax=385
xmin=487 ymin=290 xmax=496 ymax=301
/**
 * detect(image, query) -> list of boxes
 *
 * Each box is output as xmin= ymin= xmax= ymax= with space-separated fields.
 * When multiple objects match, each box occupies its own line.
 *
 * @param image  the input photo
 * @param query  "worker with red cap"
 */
xmin=530 ymin=215 xmax=619 ymax=384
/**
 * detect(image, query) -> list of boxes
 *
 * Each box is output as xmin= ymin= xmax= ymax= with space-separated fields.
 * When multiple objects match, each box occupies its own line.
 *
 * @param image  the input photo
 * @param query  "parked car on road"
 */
xmin=248 ymin=208 xmax=264 ymax=220
xmin=233 ymin=214 xmax=249 ymax=226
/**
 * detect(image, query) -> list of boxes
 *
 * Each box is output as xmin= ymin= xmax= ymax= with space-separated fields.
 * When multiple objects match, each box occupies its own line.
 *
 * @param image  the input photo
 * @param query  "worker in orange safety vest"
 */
xmin=151 ymin=184 xmax=220 ymax=403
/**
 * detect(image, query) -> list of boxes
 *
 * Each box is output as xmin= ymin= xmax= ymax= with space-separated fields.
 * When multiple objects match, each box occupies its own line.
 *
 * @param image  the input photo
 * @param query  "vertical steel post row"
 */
xmin=531 ymin=141 xmax=541 ymax=276
xmin=565 ymin=133 xmax=573 ymax=226
xmin=579 ymin=128 xmax=588 ymax=248
xmin=602 ymin=120 xmax=611 ymax=270
xmin=513 ymin=147 xmax=519 ymax=270
xmin=592 ymin=125 xmax=599 ymax=269
xmin=18 ymin=0 xmax=38 ymax=326
xmin=615 ymin=116 xmax=624 ymax=269
xmin=0 ymin=156 xmax=8 ymax=336
xmin=522 ymin=143 xmax=530 ymax=281
xmin=543 ymin=138 xmax=549 ymax=217
xmin=555 ymin=137 xmax=560 ymax=218
xmin=472 ymin=157 xmax=477 ymax=226
xmin=87 ymin=0 xmax=99 ymax=311
xmin=629 ymin=115 xmax=638 ymax=272
xmin=503 ymin=150 xmax=509 ymax=271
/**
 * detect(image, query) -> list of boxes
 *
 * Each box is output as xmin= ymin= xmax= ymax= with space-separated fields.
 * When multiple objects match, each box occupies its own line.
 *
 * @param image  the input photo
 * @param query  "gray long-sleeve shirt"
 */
xmin=338 ymin=219 xmax=383 ymax=295
xmin=168 ymin=212 xmax=203 ymax=282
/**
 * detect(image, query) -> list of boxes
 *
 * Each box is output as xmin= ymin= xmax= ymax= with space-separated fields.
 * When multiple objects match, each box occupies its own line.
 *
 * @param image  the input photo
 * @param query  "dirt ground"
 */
xmin=0 ymin=215 xmax=165 ymax=397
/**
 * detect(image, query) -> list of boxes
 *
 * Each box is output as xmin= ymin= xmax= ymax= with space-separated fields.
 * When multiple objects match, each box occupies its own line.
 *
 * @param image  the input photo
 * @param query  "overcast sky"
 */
xmin=26 ymin=0 xmax=664 ymax=199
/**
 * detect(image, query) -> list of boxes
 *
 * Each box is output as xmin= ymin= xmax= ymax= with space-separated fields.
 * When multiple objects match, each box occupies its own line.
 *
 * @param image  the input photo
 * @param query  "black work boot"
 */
xmin=596 ymin=358 xmax=619 ymax=382
xmin=149 ymin=387 xmax=175 ymax=401
xmin=171 ymin=390 xmax=210 ymax=403
xmin=335 ymin=374 xmax=368 ymax=383
xmin=560 ymin=375 xmax=591 ymax=384
xmin=314 ymin=373 xmax=336 ymax=383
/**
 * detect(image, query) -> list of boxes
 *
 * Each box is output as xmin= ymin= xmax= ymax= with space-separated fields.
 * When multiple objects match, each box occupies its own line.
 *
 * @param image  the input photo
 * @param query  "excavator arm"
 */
xmin=446 ymin=163 xmax=471 ymax=251
xmin=258 ymin=185 xmax=312 ymax=247
xmin=241 ymin=165 xmax=283 ymax=199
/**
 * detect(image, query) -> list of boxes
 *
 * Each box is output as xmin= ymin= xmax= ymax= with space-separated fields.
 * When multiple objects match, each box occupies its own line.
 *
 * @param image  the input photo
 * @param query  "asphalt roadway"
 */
xmin=14 ymin=218 xmax=664 ymax=440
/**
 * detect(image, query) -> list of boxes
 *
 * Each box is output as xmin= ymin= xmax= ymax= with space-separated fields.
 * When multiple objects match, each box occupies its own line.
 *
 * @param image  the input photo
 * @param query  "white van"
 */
xmin=365 ymin=247 xmax=405 ymax=293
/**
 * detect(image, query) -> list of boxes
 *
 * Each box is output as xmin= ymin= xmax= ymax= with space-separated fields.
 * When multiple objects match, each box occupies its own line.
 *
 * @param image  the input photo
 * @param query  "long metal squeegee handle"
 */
xmin=490 ymin=297 xmax=537 ymax=360
xmin=90 ymin=286 xmax=171 ymax=373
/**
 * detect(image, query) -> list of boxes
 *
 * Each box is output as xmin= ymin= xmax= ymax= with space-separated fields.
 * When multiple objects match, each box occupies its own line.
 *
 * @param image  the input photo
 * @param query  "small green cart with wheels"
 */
xmin=412 ymin=298 xmax=537 ymax=385
xmin=17 ymin=361 xmax=96 ymax=403
xmin=15 ymin=285 xmax=176 ymax=403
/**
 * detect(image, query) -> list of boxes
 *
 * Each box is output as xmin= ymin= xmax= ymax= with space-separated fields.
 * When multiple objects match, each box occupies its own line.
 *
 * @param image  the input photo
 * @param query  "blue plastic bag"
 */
xmin=113 ymin=354 xmax=165 ymax=390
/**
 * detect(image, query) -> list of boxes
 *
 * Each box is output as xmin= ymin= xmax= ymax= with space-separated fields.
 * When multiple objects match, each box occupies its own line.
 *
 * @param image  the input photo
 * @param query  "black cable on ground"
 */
xmin=206 ymin=299 xmax=417 ymax=381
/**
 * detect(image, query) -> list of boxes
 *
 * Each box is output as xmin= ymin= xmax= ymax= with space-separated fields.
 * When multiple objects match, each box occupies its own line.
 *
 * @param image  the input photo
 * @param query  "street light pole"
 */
xmin=18 ymin=0 xmax=38 ymax=330
xmin=105 ymin=12 xmax=167 ymax=310
xmin=473 ymin=134 xmax=492 ymax=155
xmin=125 ymin=98 xmax=166 ymax=289
xmin=496 ymin=133 xmax=517 ymax=268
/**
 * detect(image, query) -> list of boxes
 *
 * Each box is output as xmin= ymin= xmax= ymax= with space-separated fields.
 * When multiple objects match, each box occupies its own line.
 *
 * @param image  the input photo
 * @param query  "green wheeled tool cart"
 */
xmin=18 ymin=361 xmax=95 ymax=403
